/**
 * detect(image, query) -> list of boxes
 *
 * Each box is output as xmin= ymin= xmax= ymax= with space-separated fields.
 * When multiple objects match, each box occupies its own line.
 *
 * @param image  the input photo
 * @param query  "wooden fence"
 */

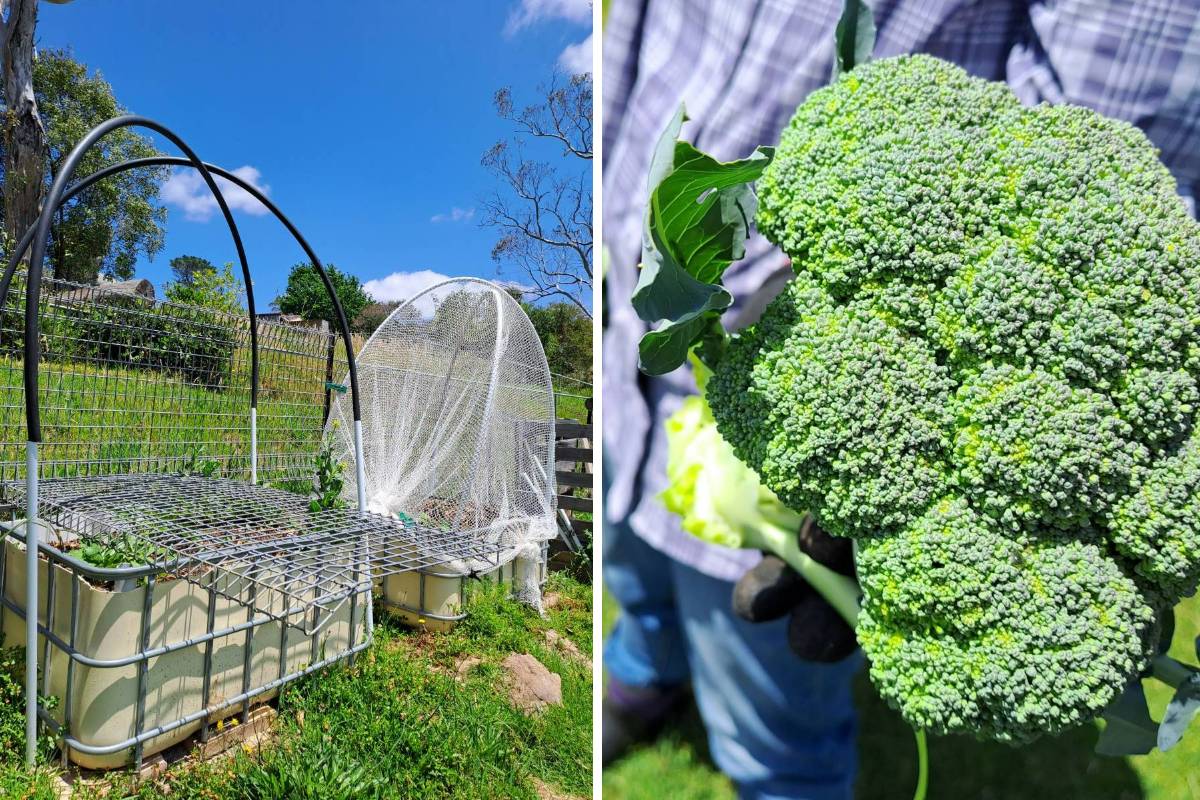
xmin=555 ymin=397 xmax=593 ymax=553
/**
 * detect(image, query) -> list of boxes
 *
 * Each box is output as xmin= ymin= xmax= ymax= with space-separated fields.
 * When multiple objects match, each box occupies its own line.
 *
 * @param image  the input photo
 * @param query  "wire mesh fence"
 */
xmin=0 ymin=272 xmax=348 ymax=487
xmin=548 ymin=372 xmax=592 ymax=423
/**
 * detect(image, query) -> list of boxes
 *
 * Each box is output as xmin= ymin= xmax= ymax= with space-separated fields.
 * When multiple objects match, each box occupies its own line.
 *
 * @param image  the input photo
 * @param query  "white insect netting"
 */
xmin=325 ymin=278 xmax=557 ymax=598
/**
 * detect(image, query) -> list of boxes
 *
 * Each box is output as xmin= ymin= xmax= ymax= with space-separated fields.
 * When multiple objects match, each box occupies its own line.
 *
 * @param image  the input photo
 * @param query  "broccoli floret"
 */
xmin=756 ymin=55 xmax=1200 ymax=396
xmin=1112 ymin=366 xmax=1198 ymax=452
xmin=1109 ymin=431 xmax=1200 ymax=599
xmin=711 ymin=273 xmax=954 ymax=538
xmin=857 ymin=498 xmax=1157 ymax=743
xmin=952 ymin=365 xmax=1146 ymax=529
xmin=702 ymin=53 xmax=1200 ymax=742
xmin=756 ymin=56 xmax=1021 ymax=298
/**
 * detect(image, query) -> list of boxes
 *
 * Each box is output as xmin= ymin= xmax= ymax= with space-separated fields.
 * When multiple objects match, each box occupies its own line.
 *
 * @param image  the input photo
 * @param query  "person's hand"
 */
xmin=731 ymin=517 xmax=859 ymax=662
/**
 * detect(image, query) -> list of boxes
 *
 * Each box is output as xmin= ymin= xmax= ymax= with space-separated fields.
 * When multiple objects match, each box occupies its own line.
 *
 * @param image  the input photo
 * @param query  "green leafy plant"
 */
xmin=233 ymin=748 xmax=384 ymax=800
xmin=181 ymin=445 xmax=220 ymax=478
xmin=638 ymin=0 xmax=1200 ymax=795
xmin=41 ymin=262 xmax=241 ymax=391
xmin=309 ymin=431 xmax=347 ymax=513
xmin=161 ymin=261 xmax=243 ymax=387
xmin=0 ymin=640 xmax=57 ymax=764
xmin=0 ymin=643 xmax=30 ymax=762
xmin=75 ymin=534 xmax=164 ymax=570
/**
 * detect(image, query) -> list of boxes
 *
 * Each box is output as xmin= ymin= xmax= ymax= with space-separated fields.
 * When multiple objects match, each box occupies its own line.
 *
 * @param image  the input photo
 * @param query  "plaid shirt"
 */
xmin=603 ymin=0 xmax=1200 ymax=581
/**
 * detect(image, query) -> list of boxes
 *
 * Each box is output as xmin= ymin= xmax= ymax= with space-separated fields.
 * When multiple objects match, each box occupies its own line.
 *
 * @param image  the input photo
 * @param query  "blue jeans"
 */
xmin=604 ymin=515 xmax=861 ymax=800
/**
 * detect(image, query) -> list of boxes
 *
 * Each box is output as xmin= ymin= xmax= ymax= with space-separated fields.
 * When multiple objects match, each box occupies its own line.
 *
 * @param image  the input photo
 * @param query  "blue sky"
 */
xmin=36 ymin=0 xmax=592 ymax=308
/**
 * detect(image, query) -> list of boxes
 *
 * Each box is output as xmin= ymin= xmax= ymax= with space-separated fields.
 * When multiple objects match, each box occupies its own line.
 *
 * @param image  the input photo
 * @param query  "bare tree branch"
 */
xmin=494 ymin=73 xmax=592 ymax=160
xmin=482 ymin=73 xmax=592 ymax=314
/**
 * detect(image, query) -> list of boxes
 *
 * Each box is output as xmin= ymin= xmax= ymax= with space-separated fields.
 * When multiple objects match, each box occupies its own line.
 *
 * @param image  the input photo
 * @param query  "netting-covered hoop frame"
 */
xmin=326 ymin=278 xmax=558 ymax=576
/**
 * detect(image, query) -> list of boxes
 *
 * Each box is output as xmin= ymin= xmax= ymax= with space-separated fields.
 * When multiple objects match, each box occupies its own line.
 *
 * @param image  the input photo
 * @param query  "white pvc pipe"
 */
xmin=24 ymin=442 xmax=38 ymax=767
xmin=249 ymin=407 xmax=258 ymax=484
xmin=352 ymin=419 xmax=373 ymax=643
xmin=353 ymin=420 xmax=367 ymax=513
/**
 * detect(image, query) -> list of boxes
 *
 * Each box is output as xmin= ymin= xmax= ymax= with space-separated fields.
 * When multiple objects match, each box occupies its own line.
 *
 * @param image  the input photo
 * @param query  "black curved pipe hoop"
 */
xmin=23 ymin=116 xmax=257 ymax=442
xmin=0 ymin=153 xmax=362 ymax=422
xmin=13 ymin=118 xmax=362 ymax=440
xmin=0 ymin=155 xmax=257 ymax=374
xmin=3 ymin=154 xmax=363 ymax=423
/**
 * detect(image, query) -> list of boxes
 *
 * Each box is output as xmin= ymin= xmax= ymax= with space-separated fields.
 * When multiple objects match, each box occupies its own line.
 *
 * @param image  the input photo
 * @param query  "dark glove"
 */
xmin=732 ymin=517 xmax=858 ymax=662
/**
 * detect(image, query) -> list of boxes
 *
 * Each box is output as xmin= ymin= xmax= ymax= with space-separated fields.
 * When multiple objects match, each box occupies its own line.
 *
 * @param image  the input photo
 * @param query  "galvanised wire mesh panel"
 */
xmin=256 ymin=321 xmax=353 ymax=486
xmin=327 ymin=278 xmax=557 ymax=574
xmin=2 ymin=473 xmax=498 ymax=620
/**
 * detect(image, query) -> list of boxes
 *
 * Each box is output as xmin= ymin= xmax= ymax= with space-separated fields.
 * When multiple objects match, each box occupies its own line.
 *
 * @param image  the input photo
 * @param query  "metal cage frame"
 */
xmin=0 ymin=522 xmax=372 ymax=768
xmin=0 ymin=115 xmax=503 ymax=767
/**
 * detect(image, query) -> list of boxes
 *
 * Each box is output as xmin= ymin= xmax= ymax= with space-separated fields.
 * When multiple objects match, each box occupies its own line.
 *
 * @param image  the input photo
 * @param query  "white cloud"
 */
xmin=363 ymin=272 xmax=538 ymax=307
xmin=160 ymin=165 xmax=270 ymax=222
xmin=363 ymin=270 xmax=452 ymax=303
xmin=430 ymin=206 xmax=475 ymax=223
xmin=558 ymin=33 xmax=592 ymax=74
xmin=505 ymin=0 xmax=590 ymax=35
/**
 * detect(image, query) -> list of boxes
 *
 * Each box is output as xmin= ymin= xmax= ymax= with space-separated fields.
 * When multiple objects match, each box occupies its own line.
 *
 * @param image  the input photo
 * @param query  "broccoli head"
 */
xmin=856 ymin=498 xmax=1157 ymax=743
xmin=705 ymin=54 xmax=1200 ymax=741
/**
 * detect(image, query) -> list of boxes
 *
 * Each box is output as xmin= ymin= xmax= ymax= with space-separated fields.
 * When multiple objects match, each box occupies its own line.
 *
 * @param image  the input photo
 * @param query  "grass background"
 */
xmin=555 ymin=388 xmax=593 ymax=424
xmin=602 ymin=592 xmax=1200 ymax=800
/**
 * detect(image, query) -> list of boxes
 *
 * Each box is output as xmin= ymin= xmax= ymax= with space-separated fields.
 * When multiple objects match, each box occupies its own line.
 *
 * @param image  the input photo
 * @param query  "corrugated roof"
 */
xmin=57 ymin=278 xmax=156 ymax=302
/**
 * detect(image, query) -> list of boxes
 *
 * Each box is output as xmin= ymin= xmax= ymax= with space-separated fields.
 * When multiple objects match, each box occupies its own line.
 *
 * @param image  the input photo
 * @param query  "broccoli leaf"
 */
xmin=648 ymin=147 xmax=769 ymax=286
xmin=633 ymin=103 xmax=773 ymax=375
xmin=1159 ymin=672 xmax=1200 ymax=751
xmin=1095 ymin=681 xmax=1158 ymax=756
xmin=832 ymin=0 xmax=876 ymax=79
xmin=640 ymin=306 xmax=729 ymax=377
xmin=644 ymin=104 xmax=687 ymax=202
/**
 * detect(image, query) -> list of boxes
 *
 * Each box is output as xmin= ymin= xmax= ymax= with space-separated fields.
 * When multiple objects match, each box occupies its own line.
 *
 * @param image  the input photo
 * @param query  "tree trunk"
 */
xmin=2 ymin=0 xmax=45 ymax=256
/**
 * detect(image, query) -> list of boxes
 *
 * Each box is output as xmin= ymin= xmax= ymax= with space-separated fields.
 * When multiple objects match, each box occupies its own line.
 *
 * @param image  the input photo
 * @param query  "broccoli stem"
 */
xmin=1150 ymin=654 xmax=1197 ymax=689
xmin=754 ymin=521 xmax=861 ymax=626
xmin=913 ymin=727 xmax=929 ymax=800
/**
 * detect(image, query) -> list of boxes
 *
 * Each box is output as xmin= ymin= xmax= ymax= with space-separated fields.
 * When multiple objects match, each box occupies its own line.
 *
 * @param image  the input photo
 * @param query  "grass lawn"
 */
xmin=0 ymin=573 xmax=592 ymax=800
xmin=555 ymin=390 xmax=593 ymax=424
xmin=603 ymin=591 xmax=1200 ymax=800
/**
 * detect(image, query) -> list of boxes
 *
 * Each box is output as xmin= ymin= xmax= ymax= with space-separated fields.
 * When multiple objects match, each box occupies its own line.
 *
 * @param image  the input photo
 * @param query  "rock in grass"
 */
xmin=545 ymin=629 xmax=592 ymax=669
xmin=503 ymin=653 xmax=562 ymax=714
